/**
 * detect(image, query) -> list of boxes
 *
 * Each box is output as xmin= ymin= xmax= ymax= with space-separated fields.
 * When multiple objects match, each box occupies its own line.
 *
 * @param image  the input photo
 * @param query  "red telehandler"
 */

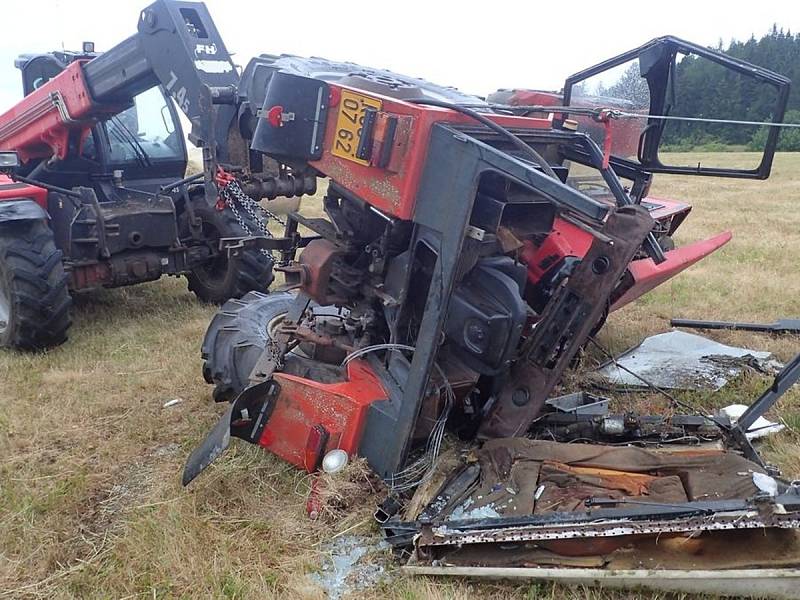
xmin=0 ymin=2 xmax=288 ymax=349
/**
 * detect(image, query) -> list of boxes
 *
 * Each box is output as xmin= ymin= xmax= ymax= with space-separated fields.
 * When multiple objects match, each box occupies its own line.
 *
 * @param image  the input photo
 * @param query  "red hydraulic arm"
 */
xmin=0 ymin=61 xmax=122 ymax=164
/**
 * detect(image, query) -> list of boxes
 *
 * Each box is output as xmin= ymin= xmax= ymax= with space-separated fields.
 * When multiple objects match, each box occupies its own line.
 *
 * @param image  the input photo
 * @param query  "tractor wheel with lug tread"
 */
xmin=181 ymin=200 xmax=275 ymax=304
xmin=201 ymin=291 xmax=295 ymax=402
xmin=202 ymin=292 xmax=343 ymax=403
xmin=0 ymin=220 xmax=72 ymax=350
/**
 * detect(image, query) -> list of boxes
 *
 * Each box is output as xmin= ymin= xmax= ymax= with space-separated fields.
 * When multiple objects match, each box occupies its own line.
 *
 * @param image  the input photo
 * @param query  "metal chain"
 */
xmin=219 ymin=178 xmax=286 ymax=258
xmin=227 ymin=179 xmax=286 ymax=228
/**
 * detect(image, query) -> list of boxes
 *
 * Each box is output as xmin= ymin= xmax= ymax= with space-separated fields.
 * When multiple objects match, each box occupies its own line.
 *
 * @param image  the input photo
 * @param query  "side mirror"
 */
xmin=0 ymin=151 xmax=20 ymax=174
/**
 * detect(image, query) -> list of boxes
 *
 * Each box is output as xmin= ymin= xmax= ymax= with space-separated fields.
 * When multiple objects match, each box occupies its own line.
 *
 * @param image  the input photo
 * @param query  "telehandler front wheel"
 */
xmin=0 ymin=220 xmax=72 ymax=350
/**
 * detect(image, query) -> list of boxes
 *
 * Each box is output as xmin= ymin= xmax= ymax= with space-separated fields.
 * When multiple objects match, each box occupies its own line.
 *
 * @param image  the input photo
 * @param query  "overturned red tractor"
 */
xmin=0 ymin=1 xmax=788 ymax=484
xmin=179 ymin=15 xmax=789 ymax=482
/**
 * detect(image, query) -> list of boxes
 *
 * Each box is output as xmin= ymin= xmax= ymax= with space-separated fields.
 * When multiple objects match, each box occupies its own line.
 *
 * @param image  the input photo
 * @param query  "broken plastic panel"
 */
xmin=594 ymin=330 xmax=780 ymax=391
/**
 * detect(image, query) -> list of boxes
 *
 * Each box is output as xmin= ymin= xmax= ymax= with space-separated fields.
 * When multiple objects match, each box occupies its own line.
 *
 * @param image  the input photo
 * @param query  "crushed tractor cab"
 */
xmin=5 ymin=0 xmax=798 ymax=589
xmin=0 ymin=0 xmax=792 ymax=505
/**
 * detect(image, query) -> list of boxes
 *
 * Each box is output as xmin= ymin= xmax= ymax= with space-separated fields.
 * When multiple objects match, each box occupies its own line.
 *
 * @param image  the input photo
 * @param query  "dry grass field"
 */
xmin=1 ymin=152 xmax=799 ymax=599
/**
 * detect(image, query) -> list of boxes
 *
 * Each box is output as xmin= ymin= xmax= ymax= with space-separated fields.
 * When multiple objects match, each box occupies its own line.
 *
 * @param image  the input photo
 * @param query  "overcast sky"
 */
xmin=0 ymin=0 xmax=798 ymax=113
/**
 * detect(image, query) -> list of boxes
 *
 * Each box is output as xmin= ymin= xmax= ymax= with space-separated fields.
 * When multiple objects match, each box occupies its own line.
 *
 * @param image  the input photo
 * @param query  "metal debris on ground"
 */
xmin=380 ymin=440 xmax=800 ymax=599
xmin=545 ymin=391 xmax=610 ymax=415
xmin=672 ymin=317 xmax=800 ymax=335
xmin=528 ymin=391 xmax=786 ymax=446
xmin=718 ymin=403 xmax=785 ymax=440
xmin=594 ymin=330 xmax=782 ymax=391
xmin=531 ymin=404 xmax=722 ymax=445
xmin=378 ymin=352 xmax=800 ymax=598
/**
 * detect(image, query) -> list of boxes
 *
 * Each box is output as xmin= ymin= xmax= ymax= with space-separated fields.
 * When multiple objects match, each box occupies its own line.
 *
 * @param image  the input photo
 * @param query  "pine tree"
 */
xmin=660 ymin=26 xmax=798 ymax=147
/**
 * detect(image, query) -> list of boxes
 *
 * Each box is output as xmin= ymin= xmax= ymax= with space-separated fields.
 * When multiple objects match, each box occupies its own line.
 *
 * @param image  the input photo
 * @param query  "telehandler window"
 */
xmin=105 ymin=87 xmax=182 ymax=164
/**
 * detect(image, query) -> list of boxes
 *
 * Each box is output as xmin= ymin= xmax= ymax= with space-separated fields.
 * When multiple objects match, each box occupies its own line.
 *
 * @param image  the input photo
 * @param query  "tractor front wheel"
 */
xmin=0 ymin=220 xmax=72 ymax=350
xmin=181 ymin=200 xmax=275 ymax=304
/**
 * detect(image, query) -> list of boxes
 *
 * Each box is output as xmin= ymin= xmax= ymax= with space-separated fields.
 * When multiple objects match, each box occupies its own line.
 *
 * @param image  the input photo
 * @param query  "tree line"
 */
xmin=665 ymin=26 xmax=800 ymax=150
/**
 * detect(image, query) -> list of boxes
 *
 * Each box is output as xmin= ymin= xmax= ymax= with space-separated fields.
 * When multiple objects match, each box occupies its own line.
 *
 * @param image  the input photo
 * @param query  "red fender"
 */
xmin=611 ymin=231 xmax=733 ymax=311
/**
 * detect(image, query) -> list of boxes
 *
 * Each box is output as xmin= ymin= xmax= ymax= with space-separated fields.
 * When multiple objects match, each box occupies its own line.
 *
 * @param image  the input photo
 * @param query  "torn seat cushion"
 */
xmin=534 ymin=461 xmax=688 ymax=513
xmin=448 ymin=439 xmax=765 ymax=519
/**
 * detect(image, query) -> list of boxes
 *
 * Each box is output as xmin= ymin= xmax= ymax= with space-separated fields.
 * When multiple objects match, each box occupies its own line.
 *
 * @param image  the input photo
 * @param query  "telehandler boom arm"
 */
xmin=0 ymin=1 xmax=236 ymax=168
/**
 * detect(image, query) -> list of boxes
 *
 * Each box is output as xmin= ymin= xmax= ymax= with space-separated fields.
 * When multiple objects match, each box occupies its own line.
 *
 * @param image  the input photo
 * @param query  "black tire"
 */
xmin=182 ymin=200 xmax=275 ymax=304
xmin=0 ymin=220 xmax=72 ymax=350
xmin=201 ymin=291 xmax=295 ymax=402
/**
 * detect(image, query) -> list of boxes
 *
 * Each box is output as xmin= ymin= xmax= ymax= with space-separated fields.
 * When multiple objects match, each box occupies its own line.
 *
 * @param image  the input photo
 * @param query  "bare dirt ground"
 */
xmin=1 ymin=152 xmax=799 ymax=599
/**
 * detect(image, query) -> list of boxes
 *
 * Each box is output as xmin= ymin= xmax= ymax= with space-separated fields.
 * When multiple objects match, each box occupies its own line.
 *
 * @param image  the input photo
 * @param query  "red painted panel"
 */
xmin=0 ymin=174 xmax=47 ymax=208
xmin=309 ymin=83 xmax=552 ymax=220
xmin=521 ymin=218 xmax=594 ymax=284
xmin=611 ymin=231 xmax=733 ymax=311
xmin=258 ymin=359 xmax=387 ymax=471
xmin=0 ymin=61 xmax=119 ymax=163
xmin=643 ymin=195 xmax=691 ymax=221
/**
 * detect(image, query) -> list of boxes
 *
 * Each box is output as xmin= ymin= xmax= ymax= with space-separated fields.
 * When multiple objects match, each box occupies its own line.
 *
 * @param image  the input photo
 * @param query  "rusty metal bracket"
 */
xmin=248 ymin=292 xmax=311 ymax=384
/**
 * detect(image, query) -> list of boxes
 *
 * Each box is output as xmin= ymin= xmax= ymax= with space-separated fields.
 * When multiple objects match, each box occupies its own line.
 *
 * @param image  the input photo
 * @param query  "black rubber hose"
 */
xmin=407 ymin=98 xmax=559 ymax=179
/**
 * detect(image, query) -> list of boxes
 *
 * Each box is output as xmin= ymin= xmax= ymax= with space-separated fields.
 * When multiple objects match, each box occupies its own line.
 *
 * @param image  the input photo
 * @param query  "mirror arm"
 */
xmin=12 ymin=173 xmax=81 ymax=199
xmin=630 ymin=172 xmax=652 ymax=203
xmin=637 ymin=123 xmax=658 ymax=164
xmin=668 ymin=55 xmax=677 ymax=107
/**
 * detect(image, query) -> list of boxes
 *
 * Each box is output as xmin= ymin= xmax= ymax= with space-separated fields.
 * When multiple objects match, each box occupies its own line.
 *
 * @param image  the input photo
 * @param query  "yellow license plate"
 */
xmin=331 ymin=89 xmax=382 ymax=165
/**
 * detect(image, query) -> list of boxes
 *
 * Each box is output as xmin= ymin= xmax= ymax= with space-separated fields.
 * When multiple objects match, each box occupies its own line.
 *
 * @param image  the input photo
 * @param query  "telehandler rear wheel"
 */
xmin=0 ymin=220 xmax=72 ymax=350
xmin=181 ymin=200 xmax=275 ymax=304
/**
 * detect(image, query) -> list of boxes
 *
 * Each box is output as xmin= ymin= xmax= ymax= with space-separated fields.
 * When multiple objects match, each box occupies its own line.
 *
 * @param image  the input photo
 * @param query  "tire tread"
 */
xmin=0 ymin=221 xmax=72 ymax=350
